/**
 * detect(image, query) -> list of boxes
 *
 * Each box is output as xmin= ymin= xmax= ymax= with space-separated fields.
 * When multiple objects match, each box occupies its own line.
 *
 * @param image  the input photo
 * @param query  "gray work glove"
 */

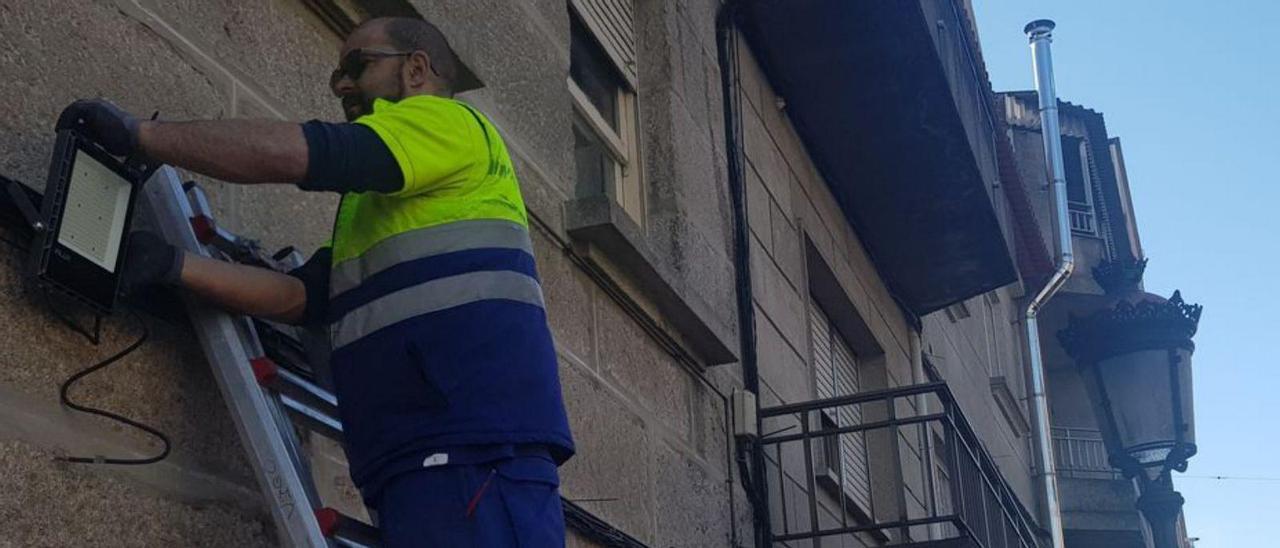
xmin=120 ymin=231 xmax=184 ymax=296
xmin=55 ymin=99 xmax=142 ymax=157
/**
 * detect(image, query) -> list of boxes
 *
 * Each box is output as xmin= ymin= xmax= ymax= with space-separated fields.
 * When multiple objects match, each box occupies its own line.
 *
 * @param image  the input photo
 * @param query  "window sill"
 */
xmin=564 ymin=195 xmax=737 ymax=365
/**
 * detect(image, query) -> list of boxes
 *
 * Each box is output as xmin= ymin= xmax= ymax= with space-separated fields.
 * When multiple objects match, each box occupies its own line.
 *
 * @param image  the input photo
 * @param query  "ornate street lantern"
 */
xmin=1057 ymin=259 xmax=1203 ymax=548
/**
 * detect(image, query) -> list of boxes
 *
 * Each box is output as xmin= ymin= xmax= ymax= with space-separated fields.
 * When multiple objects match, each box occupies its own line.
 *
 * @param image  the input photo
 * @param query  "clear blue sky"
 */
xmin=973 ymin=1 xmax=1278 ymax=546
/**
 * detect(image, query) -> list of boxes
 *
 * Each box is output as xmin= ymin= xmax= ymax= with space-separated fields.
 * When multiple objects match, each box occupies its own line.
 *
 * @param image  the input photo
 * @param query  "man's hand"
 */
xmin=55 ymin=99 xmax=142 ymax=157
xmin=120 ymin=231 xmax=184 ymax=296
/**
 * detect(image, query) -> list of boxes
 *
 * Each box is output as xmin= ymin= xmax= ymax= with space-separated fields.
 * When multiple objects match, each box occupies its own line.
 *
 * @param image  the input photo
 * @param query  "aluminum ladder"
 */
xmin=142 ymin=166 xmax=378 ymax=547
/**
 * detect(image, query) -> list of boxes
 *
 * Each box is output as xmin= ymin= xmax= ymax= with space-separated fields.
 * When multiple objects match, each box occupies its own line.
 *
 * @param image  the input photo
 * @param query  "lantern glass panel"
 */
xmin=1095 ymin=348 xmax=1194 ymax=465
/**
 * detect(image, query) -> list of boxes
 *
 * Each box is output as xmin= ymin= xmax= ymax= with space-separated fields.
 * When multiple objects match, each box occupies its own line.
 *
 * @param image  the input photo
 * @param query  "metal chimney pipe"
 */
xmin=1024 ymin=18 xmax=1073 ymax=548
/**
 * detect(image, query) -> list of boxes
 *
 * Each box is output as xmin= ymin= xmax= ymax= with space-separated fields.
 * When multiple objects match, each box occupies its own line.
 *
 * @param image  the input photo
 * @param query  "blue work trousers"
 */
xmin=376 ymin=456 xmax=565 ymax=547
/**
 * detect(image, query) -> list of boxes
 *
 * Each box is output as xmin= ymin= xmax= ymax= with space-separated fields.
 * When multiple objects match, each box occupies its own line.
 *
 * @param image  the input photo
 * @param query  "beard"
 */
xmin=342 ymin=94 xmax=373 ymax=122
xmin=341 ymin=79 xmax=406 ymax=122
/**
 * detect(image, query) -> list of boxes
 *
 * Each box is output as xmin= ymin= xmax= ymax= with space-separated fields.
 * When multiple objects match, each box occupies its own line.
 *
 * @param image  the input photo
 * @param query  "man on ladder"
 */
xmin=57 ymin=16 xmax=574 ymax=547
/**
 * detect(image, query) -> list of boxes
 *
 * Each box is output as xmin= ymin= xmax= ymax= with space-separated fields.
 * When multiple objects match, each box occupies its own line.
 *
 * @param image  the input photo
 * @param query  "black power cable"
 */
xmin=2 ymin=175 xmax=169 ymax=465
xmin=41 ymin=289 xmax=102 ymax=346
xmin=55 ymin=309 xmax=171 ymax=465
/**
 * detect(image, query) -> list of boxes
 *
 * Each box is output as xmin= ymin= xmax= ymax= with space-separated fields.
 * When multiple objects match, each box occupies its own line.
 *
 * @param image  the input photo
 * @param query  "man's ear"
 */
xmin=404 ymin=51 xmax=433 ymax=91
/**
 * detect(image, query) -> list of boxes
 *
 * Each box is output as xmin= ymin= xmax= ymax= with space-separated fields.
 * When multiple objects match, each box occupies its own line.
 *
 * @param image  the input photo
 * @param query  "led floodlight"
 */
xmin=28 ymin=130 xmax=154 ymax=313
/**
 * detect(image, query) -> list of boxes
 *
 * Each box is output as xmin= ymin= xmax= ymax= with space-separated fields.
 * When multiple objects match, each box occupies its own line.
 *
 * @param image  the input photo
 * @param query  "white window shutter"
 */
xmin=810 ymin=300 xmax=835 ymax=404
xmin=810 ymin=298 xmax=873 ymax=514
xmin=570 ymin=0 xmax=637 ymax=86
xmin=833 ymin=336 xmax=873 ymax=512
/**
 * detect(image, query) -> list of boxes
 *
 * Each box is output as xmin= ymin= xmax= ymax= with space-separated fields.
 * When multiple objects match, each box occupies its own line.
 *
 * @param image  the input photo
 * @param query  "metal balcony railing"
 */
xmin=1052 ymin=427 xmax=1124 ymax=481
xmin=1067 ymin=203 xmax=1097 ymax=235
xmin=758 ymin=382 xmax=1040 ymax=547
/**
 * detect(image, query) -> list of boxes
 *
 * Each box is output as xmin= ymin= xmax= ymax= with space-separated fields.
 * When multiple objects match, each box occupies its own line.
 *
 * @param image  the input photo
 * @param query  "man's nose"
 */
xmin=331 ymin=74 xmax=356 ymax=97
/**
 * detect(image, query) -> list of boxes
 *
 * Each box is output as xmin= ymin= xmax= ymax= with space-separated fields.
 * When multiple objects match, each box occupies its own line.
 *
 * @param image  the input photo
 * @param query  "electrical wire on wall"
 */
xmin=717 ymin=2 xmax=772 ymax=546
xmin=54 ymin=308 xmax=170 ymax=465
xmin=1 ymin=231 xmax=170 ymax=466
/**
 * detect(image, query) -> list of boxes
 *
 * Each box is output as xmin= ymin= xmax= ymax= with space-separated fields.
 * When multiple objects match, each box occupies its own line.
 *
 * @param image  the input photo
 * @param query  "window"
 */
xmin=569 ymin=4 xmax=643 ymax=223
xmin=1061 ymin=135 xmax=1097 ymax=235
xmin=809 ymin=298 xmax=873 ymax=515
xmin=943 ymin=300 xmax=971 ymax=323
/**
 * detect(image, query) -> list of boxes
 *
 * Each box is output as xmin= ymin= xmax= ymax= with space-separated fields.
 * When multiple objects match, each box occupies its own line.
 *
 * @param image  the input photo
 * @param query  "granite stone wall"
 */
xmin=0 ymin=0 xmax=748 ymax=545
xmin=0 ymin=1 xmax=1045 ymax=545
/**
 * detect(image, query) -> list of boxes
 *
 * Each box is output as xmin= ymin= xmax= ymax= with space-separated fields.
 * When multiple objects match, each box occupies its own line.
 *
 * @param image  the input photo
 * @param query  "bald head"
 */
xmin=353 ymin=17 xmax=458 ymax=95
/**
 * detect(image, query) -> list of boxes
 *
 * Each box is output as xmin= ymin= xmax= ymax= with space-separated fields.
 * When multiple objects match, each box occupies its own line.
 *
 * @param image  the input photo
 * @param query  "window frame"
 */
xmin=1062 ymin=135 xmax=1099 ymax=236
xmin=567 ymin=4 xmax=644 ymax=224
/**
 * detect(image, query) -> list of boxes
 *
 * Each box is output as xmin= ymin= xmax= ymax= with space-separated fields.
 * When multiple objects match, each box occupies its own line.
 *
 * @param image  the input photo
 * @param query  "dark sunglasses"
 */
xmin=330 ymin=48 xmax=412 ymax=88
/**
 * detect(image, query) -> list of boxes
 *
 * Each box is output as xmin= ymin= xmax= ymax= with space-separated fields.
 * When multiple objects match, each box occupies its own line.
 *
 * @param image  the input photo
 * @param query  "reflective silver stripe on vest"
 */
xmin=331 ymin=270 xmax=545 ymax=349
xmin=331 ymin=219 xmax=534 ymax=298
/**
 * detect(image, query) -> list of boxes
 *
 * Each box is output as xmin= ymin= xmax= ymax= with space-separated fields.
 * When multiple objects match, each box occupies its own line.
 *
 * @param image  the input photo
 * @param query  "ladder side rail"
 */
xmin=142 ymin=168 xmax=330 ymax=547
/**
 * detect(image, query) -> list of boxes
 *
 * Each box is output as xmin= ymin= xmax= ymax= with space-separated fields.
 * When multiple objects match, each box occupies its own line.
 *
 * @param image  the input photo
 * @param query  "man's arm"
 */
xmin=122 ymin=231 xmax=328 ymax=326
xmin=179 ymin=253 xmax=308 ymax=324
xmin=55 ymin=99 xmax=402 ymax=190
xmin=137 ymin=120 xmax=309 ymax=185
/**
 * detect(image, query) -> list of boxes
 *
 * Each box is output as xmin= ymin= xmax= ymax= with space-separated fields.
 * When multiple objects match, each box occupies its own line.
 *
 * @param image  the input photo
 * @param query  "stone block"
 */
xmin=594 ymin=291 xmax=693 ymax=439
xmin=640 ymin=84 xmax=732 ymax=253
xmin=682 ymin=138 xmax=733 ymax=265
xmin=415 ymin=0 xmax=568 ymax=87
xmin=743 ymin=108 xmax=794 ymax=215
xmin=512 ymin=148 xmax=570 ymax=239
xmin=0 ymin=440 xmax=272 ymax=547
xmin=760 ymin=102 xmax=812 ymax=184
xmin=532 ymin=229 xmax=596 ymax=365
xmin=668 ymin=224 xmax=735 ymax=326
xmin=0 ymin=251 xmax=253 ymax=486
xmin=464 ymin=75 xmax=575 ymax=201
xmin=746 ymin=161 xmax=773 ymax=249
xmin=635 ymin=0 xmax=679 ymax=96
xmin=137 ymin=0 xmax=344 ymax=120
xmin=640 ymin=90 xmax=679 ymax=216
xmin=674 ymin=18 xmax=715 ymax=138
xmin=749 ymin=235 xmax=806 ymax=353
xmin=757 ymin=317 xmax=811 ymax=406
xmin=734 ymin=37 xmax=773 ymax=125
xmin=651 ymin=441 xmax=732 ymax=546
xmin=898 ymin=434 xmax=926 ymax=498
xmin=565 ymin=194 xmax=737 ymax=365
xmin=674 ymin=0 xmax=720 ymax=56
xmin=0 ymin=0 xmax=228 ymax=189
xmin=567 ymin=527 xmax=607 ymax=548
xmin=693 ymin=382 xmax=733 ymax=472
xmin=234 ymin=183 xmax=338 ymax=257
xmin=648 ymin=90 xmax=732 ymax=262
xmin=763 ymin=455 xmax=788 ymax=535
xmin=416 ymin=0 xmax=575 ymax=198
xmin=815 ymin=500 xmax=873 ymax=548
xmin=556 ymin=359 xmax=656 ymax=544
xmin=770 ymin=197 xmax=803 ymax=290
xmin=696 ymin=366 xmax=747 ymax=468
xmin=782 ymin=474 xmax=817 ymax=548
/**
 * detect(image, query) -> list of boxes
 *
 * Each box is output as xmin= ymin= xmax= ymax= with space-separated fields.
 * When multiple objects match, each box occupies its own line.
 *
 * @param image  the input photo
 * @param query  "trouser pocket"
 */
xmin=494 ymin=458 xmax=564 ymax=548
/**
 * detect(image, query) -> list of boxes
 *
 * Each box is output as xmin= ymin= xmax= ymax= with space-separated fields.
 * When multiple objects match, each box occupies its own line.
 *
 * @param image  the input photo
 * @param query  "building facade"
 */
xmin=1001 ymin=91 xmax=1193 ymax=548
xmin=0 ymin=1 xmax=1186 ymax=547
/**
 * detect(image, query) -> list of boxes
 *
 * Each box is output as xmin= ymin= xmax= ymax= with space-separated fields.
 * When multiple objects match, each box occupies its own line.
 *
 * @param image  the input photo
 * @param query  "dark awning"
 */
xmin=738 ymin=0 xmax=1017 ymax=315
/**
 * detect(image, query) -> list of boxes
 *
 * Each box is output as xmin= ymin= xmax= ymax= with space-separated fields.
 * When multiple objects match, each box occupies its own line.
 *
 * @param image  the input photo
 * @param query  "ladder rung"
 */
xmin=251 ymin=358 xmax=339 ymax=414
xmin=253 ymin=320 xmax=323 ymax=384
xmin=316 ymin=507 xmax=381 ymax=547
xmin=279 ymin=394 xmax=344 ymax=442
xmin=188 ymin=213 xmax=271 ymax=268
xmin=154 ymin=172 xmax=366 ymax=545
